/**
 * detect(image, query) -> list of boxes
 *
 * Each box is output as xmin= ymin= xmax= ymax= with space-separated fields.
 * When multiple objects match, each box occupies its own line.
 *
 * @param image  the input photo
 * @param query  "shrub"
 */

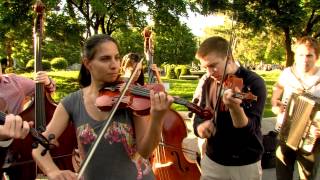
xmin=174 ymin=67 xmax=182 ymax=78
xmin=42 ymin=60 xmax=51 ymax=70
xmin=26 ymin=59 xmax=51 ymax=71
xmin=51 ymin=57 xmax=68 ymax=70
xmin=165 ymin=65 xmax=177 ymax=79
xmin=5 ymin=67 xmax=14 ymax=73
xmin=26 ymin=59 xmax=34 ymax=71
xmin=180 ymin=65 xmax=190 ymax=75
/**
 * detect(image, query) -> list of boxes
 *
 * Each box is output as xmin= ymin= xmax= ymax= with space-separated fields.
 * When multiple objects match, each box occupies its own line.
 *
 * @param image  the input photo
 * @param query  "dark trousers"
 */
xmin=276 ymin=143 xmax=320 ymax=180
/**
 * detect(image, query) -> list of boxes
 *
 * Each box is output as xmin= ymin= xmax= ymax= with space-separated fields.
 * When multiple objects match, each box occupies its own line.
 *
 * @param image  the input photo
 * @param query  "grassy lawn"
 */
xmin=20 ymin=70 xmax=280 ymax=118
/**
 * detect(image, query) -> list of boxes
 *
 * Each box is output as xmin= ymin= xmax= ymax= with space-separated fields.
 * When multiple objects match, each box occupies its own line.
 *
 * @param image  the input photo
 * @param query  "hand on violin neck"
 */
xmin=0 ymin=115 xmax=32 ymax=140
xmin=149 ymin=90 xmax=173 ymax=123
xmin=222 ymin=88 xmax=242 ymax=110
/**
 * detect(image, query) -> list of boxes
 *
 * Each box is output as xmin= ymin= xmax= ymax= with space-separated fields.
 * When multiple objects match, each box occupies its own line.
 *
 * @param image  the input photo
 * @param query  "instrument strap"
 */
xmin=290 ymin=66 xmax=320 ymax=92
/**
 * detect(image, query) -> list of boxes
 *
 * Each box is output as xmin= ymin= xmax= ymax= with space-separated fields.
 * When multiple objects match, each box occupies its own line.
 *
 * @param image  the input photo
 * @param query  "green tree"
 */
xmin=193 ymin=0 xmax=320 ymax=67
xmin=0 ymin=0 xmax=34 ymax=67
xmin=112 ymin=28 xmax=144 ymax=56
xmin=155 ymin=22 xmax=197 ymax=65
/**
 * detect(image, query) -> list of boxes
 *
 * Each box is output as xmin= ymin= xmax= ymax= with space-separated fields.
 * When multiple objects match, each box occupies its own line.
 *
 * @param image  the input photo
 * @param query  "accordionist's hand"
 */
xmin=311 ymin=122 xmax=320 ymax=139
xmin=271 ymin=99 xmax=286 ymax=115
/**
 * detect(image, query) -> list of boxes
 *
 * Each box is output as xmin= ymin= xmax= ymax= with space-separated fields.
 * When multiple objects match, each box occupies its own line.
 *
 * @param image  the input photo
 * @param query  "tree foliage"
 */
xmin=154 ymin=22 xmax=197 ymax=65
xmin=194 ymin=0 xmax=320 ymax=67
xmin=0 ymin=0 xmax=196 ymax=70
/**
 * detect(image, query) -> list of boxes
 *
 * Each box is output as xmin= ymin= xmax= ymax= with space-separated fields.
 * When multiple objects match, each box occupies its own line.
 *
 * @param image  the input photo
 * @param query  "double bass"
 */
xmin=143 ymin=27 xmax=202 ymax=180
xmin=4 ymin=1 xmax=77 ymax=179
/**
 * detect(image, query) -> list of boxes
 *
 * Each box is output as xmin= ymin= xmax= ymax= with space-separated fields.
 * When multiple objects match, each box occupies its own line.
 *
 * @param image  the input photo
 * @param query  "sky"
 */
xmin=181 ymin=12 xmax=225 ymax=36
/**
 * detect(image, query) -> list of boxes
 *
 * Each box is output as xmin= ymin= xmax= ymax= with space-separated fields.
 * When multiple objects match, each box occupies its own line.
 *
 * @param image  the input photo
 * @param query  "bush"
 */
xmin=180 ymin=65 xmax=190 ymax=76
xmin=42 ymin=60 xmax=51 ymax=70
xmin=26 ymin=59 xmax=34 ymax=71
xmin=51 ymin=57 xmax=68 ymax=70
xmin=5 ymin=67 xmax=14 ymax=73
xmin=174 ymin=67 xmax=182 ymax=78
xmin=26 ymin=59 xmax=51 ymax=71
xmin=165 ymin=65 xmax=177 ymax=79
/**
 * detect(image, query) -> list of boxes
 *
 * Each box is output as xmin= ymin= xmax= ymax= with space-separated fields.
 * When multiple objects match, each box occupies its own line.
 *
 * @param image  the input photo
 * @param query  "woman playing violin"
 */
xmin=192 ymin=36 xmax=267 ymax=180
xmin=32 ymin=34 xmax=173 ymax=180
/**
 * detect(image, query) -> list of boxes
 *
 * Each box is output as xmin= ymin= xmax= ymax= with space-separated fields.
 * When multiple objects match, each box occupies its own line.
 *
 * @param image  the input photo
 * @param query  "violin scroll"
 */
xmin=178 ymin=99 xmax=213 ymax=120
xmin=30 ymin=129 xmax=56 ymax=156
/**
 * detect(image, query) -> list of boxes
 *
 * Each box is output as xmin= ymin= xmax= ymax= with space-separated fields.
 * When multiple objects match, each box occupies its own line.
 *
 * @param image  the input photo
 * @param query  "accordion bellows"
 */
xmin=279 ymin=92 xmax=320 ymax=153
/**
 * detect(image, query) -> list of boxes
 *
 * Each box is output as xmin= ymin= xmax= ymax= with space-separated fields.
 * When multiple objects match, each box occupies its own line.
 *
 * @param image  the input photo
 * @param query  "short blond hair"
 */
xmin=196 ymin=36 xmax=231 ymax=58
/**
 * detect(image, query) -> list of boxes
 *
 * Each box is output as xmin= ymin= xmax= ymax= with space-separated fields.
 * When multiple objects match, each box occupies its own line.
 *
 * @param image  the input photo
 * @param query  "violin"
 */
xmin=223 ymin=74 xmax=257 ymax=101
xmin=0 ymin=111 xmax=55 ymax=155
xmin=95 ymin=83 xmax=213 ymax=120
xmin=219 ymin=74 xmax=257 ymax=111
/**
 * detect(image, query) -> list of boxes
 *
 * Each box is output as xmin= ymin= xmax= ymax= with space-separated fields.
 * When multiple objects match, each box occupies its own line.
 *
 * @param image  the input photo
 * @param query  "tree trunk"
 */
xmin=283 ymin=27 xmax=294 ymax=67
xmin=5 ymin=40 xmax=13 ymax=67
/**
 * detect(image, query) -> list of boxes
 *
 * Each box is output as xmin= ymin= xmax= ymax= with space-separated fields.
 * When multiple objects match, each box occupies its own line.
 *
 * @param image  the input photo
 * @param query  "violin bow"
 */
xmin=213 ymin=8 xmax=237 ymax=124
xmin=77 ymin=55 xmax=144 ymax=179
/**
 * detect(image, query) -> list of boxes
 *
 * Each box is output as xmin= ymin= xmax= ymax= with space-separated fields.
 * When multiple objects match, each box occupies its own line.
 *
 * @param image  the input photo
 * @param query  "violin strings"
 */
xmin=130 ymin=86 xmax=189 ymax=105
xmin=130 ymin=85 xmax=150 ymax=97
xmin=158 ymin=142 xmax=198 ymax=155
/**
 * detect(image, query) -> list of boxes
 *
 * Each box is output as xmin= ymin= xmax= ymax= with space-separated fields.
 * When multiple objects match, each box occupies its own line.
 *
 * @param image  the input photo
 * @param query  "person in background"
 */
xmin=272 ymin=36 xmax=320 ymax=180
xmin=32 ymin=34 xmax=173 ymax=180
xmin=121 ymin=52 xmax=144 ymax=86
xmin=0 ymin=61 xmax=56 ymax=115
xmin=0 ymin=60 xmax=56 ymax=179
xmin=193 ymin=36 xmax=267 ymax=180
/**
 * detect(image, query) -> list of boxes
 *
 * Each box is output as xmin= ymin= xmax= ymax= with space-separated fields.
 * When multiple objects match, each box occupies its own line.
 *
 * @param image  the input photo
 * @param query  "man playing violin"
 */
xmin=193 ymin=36 xmax=267 ymax=180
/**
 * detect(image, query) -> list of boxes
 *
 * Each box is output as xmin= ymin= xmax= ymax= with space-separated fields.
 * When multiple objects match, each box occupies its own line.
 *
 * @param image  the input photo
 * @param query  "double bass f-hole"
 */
xmin=142 ymin=28 xmax=201 ymax=180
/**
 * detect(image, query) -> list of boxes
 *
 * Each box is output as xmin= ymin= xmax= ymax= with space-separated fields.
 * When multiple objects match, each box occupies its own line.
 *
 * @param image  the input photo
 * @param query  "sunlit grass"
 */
xmin=18 ymin=70 xmax=280 ymax=118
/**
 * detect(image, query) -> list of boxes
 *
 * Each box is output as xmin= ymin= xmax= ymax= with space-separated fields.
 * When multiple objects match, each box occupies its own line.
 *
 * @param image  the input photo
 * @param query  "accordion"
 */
xmin=279 ymin=92 xmax=320 ymax=153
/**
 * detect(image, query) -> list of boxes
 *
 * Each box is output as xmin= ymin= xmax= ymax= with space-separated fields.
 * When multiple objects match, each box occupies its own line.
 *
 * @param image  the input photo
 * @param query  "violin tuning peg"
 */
xmin=37 ymin=126 xmax=46 ymax=133
xmin=32 ymin=142 xmax=38 ymax=149
xmin=49 ymin=143 xmax=56 ymax=150
xmin=48 ymin=133 xmax=55 ymax=141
